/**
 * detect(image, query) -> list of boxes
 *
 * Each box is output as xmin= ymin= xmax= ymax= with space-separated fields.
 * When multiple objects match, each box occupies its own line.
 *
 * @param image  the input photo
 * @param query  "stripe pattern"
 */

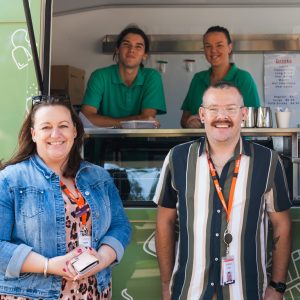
xmin=153 ymin=137 xmax=291 ymax=300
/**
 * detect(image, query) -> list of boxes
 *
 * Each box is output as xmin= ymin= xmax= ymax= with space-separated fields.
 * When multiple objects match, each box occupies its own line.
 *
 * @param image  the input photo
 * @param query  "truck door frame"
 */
xmin=23 ymin=0 xmax=52 ymax=95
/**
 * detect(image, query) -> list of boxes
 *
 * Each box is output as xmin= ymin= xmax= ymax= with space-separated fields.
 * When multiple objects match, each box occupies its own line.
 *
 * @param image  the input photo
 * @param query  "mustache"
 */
xmin=211 ymin=120 xmax=233 ymax=127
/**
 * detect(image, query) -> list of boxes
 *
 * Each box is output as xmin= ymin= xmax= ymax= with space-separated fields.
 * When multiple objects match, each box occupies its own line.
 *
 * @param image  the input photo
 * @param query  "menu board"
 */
xmin=264 ymin=53 xmax=300 ymax=106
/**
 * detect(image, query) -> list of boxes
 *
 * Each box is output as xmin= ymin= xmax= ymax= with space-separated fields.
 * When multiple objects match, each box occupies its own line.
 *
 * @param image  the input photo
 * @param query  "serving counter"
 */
xmin=83 ymin=128 xmax=300 ymax=300
xmin=84 ymin=127 xmax=300 ymax=202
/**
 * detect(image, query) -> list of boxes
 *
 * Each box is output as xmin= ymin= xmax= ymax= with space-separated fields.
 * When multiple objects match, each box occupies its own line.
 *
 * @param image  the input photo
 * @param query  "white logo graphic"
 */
xmin=11 ymin=29 xmax=32 ymax=70
xmin=267 ymin=249 xmax=300 ymax=299
xmin=121 ymin=288 xmax=133 ymax=300
xmin=143 ymin=231 xmax=157 ymax=257
xmin=25 ymin=82 xmax=38 ymax=112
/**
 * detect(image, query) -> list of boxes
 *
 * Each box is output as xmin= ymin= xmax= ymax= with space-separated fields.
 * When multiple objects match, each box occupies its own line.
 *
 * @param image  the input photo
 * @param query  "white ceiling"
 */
xmin=53 ymin=0 xmax=300 ymax=15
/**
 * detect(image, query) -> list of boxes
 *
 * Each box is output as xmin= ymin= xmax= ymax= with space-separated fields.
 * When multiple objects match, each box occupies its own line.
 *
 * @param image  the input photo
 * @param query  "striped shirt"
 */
xmin=154 ymin=137 xmax=291 ymax=300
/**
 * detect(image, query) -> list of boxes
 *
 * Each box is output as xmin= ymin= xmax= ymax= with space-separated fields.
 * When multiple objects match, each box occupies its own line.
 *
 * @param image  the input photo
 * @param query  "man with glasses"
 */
xmin=81 ymin=26 xmax=166 ymax=128
xmin=154 ymin=81 xmax=291 ymax=300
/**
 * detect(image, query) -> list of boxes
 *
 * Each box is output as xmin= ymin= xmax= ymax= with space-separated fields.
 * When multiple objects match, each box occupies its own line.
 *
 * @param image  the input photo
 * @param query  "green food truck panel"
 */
xmin=0 ymin=0 xmax=42 ymax=160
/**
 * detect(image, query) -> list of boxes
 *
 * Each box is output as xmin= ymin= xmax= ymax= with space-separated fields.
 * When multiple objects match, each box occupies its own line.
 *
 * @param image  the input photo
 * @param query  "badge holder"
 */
xmin=221 ymin=229 xmax=235 ymax=286
xmin=79 ymin=225 xmax=92 ymax=248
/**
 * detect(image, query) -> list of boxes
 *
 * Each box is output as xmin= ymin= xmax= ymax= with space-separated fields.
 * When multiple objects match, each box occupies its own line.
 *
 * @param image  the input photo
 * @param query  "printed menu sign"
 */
xmin=264 ymin=53 xmax=300 ymax=106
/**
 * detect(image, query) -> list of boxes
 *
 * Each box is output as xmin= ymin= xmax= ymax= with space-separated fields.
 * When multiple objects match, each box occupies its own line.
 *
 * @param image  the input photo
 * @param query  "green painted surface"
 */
xmin=282 ymin=208 xmax=300 ymax=300
xmin=113 ymin=207 xmax=300 ymax=300
xmin=113 ymin=208 xmax=161 ymax=300
xmin=0 ymin=0 xmax=41 ymax=160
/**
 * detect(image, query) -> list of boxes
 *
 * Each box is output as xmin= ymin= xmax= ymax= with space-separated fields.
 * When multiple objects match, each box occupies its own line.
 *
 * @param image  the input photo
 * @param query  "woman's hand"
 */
xmin=72 ymin=245 xmax=117 ymax=281
xmin=48 ymin=246 xmax=86 ymax=280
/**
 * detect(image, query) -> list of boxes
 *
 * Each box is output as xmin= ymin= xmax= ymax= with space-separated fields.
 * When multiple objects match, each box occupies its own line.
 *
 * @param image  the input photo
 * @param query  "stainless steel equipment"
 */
xmin=256 ymin=107 xmax=273 ymax=128
xmin=241 ymin=107 xmax=256 ymax=128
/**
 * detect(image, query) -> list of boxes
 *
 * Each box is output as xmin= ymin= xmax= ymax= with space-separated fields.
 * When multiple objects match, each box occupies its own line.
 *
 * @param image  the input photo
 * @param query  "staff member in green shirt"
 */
xmin=81 ymin=26 xmax=166 ymax=128
xmin=181 ymin=25 xmax=260 ymax=128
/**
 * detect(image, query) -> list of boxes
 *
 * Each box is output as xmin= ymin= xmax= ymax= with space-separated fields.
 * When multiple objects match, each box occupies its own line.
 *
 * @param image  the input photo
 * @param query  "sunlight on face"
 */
xmin=31 ymin=105 xmax=77 ymax=169
xmin=200 ymin=86 xmax=247 ymax=145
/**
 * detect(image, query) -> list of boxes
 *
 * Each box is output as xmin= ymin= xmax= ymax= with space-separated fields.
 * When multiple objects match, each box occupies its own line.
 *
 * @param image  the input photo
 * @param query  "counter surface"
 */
xmin=84 ymin=127 xmax=300 ymax=202
xmin=84 ymin=127 xmax=300 ymax=137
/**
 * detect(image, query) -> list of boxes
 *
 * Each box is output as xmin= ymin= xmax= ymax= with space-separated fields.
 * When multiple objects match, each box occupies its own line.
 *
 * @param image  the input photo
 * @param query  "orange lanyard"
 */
xmin=207 ymin=152 xmax=242 ymax=223
xmin=60 ymin=180 xmax=87 ymax=226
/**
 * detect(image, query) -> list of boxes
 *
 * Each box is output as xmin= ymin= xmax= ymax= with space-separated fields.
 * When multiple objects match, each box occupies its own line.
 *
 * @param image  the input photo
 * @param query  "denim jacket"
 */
xmin=0 ymin=155 xmax=131 ymax=299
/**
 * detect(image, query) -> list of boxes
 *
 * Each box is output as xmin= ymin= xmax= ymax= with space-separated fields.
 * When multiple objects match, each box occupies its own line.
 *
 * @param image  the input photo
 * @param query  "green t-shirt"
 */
xmin=82 ymin=64 xmax=166 ymax=118
xmin=181 ymin=63 xmax=261 ymax=115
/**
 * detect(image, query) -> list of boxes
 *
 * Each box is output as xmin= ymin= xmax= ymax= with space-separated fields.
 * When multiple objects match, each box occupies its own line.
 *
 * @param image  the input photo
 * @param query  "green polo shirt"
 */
xmin=181 ymin=63 xmax=261 ymax=115
xmin=82 ymin=64 xmax=166 ymax=118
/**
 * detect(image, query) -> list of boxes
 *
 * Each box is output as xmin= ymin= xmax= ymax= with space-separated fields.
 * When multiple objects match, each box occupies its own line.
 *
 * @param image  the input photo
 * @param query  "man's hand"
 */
xmin=264 ymin=286 xmax=284 ymax=300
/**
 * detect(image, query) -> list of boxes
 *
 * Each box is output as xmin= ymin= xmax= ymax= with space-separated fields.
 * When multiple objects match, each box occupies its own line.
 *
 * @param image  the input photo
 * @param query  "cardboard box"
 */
xmin=50 ymin=65 xmax=85 ymax=105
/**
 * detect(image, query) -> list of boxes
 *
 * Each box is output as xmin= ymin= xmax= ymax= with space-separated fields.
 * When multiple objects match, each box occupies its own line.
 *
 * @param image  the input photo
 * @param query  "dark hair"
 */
xmin=203 ymin=25 xmax=232 ymax=44
xmin=113 ymin=26 xmax=150 ymax=62
xmin=0 ymin=97 xmax=84 ymax=177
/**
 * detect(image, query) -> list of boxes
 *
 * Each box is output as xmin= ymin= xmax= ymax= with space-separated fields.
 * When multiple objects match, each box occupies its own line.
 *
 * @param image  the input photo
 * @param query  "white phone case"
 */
xmin=71 ymin=251 xmax=99 ymax=274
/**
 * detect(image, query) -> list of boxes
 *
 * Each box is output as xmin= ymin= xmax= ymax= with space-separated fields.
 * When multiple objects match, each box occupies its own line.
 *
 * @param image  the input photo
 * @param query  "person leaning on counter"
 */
xmin=81 ymin=25 xmax=166 ymax=128
xmin=181 ymin=25 xmax=260 ymax=128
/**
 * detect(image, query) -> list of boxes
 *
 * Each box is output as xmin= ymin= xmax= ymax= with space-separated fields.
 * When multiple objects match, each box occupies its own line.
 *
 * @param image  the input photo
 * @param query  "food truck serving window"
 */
xmin=84 ymin=136 xmax=196 ymax=207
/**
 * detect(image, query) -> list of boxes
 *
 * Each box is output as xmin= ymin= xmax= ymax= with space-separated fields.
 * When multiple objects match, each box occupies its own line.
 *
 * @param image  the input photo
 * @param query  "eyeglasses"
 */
xmin=31 ymin=95 xmax=70 ymax=107
xmin=202 ymin=105 xmax=244 ymax=116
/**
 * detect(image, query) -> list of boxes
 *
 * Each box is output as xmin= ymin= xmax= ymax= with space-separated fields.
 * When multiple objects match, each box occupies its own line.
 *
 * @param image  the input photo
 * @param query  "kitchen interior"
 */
xmin=50 ymin=0 xmax=300 ymax=203
xmin=49 ymin=1 xmax=300 ymax=298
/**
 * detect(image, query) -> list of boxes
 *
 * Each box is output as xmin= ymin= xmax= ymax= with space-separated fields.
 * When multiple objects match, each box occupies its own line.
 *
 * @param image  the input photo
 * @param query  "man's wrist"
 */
xmin=269 ymin=280 xmax=287 ymax=294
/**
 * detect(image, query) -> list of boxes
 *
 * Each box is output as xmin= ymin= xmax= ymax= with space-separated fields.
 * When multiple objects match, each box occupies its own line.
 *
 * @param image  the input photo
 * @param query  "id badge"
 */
xmin=79 ymin=228 xmax=92 ymax=247
xmin=220 ymin=256 xmax=235 ymax=286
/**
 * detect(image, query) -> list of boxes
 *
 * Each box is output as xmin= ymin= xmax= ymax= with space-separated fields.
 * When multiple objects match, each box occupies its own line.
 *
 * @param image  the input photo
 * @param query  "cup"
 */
xmin=242 ymin=107 xmax=256 ymax=128
xmin=256 ymin=107 xmax=273 ymax=128
xmin=275 ymin=111 xmax=291 ymax=128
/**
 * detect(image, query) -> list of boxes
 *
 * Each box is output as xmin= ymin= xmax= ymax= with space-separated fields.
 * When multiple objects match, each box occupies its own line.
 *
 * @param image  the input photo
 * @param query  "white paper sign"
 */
xmin=264 ymin=53 xmax=300 ymax=106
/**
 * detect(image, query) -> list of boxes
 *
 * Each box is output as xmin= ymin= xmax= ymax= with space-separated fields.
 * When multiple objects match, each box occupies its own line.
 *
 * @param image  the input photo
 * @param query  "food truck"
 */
xmin=1 ymin=1 xmax=300 ymax=299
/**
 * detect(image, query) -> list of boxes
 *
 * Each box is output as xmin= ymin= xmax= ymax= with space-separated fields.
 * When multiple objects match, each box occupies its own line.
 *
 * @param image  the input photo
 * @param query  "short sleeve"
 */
xmin=181 ymin=74 xmax=198 ymax=113
xmin=140 ymin=69 xmax=166 ymax=114
xmin=265 ymin=156 xmax=292 ymax=213
xmin=237 ymin=71 xmax=261 ymax=108
xmin=82 ymin=70 xmax=104 ymax=110
xmin=153 ymin=151 xmax=177 ymax=208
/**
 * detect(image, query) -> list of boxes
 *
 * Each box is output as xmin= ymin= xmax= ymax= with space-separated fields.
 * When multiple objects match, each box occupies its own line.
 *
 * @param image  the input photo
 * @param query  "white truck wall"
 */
xmin=52 ymin=7 xmax=300 ymax=128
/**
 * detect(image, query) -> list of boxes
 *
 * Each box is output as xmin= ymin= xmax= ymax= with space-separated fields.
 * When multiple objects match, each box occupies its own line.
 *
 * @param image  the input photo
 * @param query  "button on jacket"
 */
xmin=0 ymin=154 xmax=131 ymax=299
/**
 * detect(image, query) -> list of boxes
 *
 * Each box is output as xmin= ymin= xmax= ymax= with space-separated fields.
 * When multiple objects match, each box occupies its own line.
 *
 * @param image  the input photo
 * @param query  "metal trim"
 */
xmin=102 ymin=34 xmax=300 ymax=53
xmin=42 ymin=0 xmax=53 ymax=95
xmin=53 ymin=2 xmax=300 ymax=16
xmin=23 ymin=0 xmax=44 ymax=93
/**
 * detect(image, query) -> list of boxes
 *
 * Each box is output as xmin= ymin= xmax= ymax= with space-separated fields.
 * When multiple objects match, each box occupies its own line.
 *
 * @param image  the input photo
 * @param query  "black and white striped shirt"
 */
xmin=154 ymin=137 xmax=291 ymax=300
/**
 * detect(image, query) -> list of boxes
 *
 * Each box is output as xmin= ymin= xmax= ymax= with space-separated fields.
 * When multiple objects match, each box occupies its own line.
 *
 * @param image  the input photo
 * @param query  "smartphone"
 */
xmin=71 ymin=250 xmax=99 ymax=274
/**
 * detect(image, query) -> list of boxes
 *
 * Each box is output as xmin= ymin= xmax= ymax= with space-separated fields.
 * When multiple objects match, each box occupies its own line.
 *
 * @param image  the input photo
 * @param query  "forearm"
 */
xmin=21 ymin=251 xmax=46 ymax=274
xmin=155 ymin=219 xmax=176 ymax=288
xmin=97 ymin=244 xmax=117 ymax=269
xmin=180 ymin=114 xmax=189 ymax=128
xmin=82 ymin=110 xmax=158 ymax=128
xmin=268 ymin=210 xmax=292 ymax=283
xmin=270 ymin=226 xmax=292 ymax=282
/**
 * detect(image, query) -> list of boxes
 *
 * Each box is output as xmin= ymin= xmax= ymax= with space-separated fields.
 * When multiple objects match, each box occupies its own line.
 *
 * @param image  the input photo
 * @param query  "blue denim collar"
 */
xmin=30 ymin=154 xmax=91 ymax=179
xmin=30 ymin=154 xmax=56 ymax=179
